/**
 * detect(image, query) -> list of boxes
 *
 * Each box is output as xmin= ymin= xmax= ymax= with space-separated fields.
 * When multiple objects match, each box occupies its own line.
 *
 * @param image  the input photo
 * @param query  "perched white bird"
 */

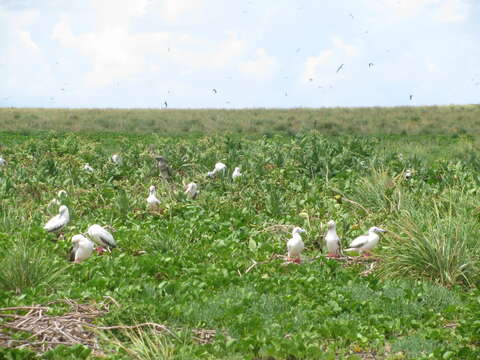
xmin=147 ymin=185 xmax=161 ymax=208
xmin=404 ymin=169 xmax=413 ymax=180
xmin=44 ymin=205 xmax=70 ymax=233
xmin=345 ymin=226 xmax=385 ymax=256
xmin=70 ymin=234 xmax=94 ymax=263
xmin=324 ymin=220 xmax=342 ymax=258
xmin=232 ymin=167 xmax=242 ymax=180
xmin=185 ymin=182 xmax=198 ymax=199
xmin=48 ymin=190 xmax=68 ymax=208
xmin=111 ymin=154 xmax=122 ymax=165
xmin=0 ymin=156 xmax=6 ymax=167
xmin=87 ymin=224 xmax=117 ymax=252
xmin=207 ymin=162 xmax=227 ymax=177
xmin=84 ymin=163 xmax=94 ymax=172
xmin=287 ymin=227 xmax=306 ymax=263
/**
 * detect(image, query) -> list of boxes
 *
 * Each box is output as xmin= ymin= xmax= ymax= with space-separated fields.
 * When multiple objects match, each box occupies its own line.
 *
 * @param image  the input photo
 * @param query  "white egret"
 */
xmin=70 ymin=234 xmax=94 ymax=263
xmin=0 ymin=156 xmax=5 ymax=167
xmin=111 ymin=154 xmax=122 ymax=165
xmin=84 ymin=163 xmax=94 ymax=172
xmin=185 ymin=182 xmax=198 ymax=199
xmin=232 ymin=167 xmax=242 ymax=180
xmin=87 ymin=224 xmax=117 ymax=252
xmin=345 ymin=227 xmax=385 ymax=256
xmin=207 ymin=162 xmax=227 ymax=177
xmin=147 ymin=185 xmax=161 ymax=208
xmin=44 ymin=205 xmax=70 ymax=233
xmin=287 ymin=227 xmax=306 ymax=263
xmin=404 ymin=169 xmax=413 ymax=180
xmin=324 ymin=220 xmax=342 ymax=258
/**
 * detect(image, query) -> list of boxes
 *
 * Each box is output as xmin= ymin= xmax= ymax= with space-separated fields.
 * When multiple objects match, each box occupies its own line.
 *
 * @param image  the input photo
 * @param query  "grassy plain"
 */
xmin=1 ymin=106 xmax=480 ymax=359
xmin=1 ymin=105 xmax=480 ymax=135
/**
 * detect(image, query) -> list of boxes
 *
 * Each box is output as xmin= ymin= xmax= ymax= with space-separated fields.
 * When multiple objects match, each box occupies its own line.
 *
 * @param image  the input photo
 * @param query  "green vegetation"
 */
xmin=1 ymin=125 xmax=480 ymax=359
xmin=1 ymin=105 xmax=480 ymax=135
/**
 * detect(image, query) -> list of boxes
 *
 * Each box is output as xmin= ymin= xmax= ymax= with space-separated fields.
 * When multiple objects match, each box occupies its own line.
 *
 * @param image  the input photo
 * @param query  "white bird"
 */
xmin=232 ymin=167 xmax=242 ymax=180
xmin=147 ymin=185 xmax=161 ymax=208
xmin=404 ymin=169 xmax=413 ymax=180
xmin=48 ymin=190 xmax=68 ymax=208
xmin=111 ymin=154 xmax=122 ymax=165
xmin=184 ymin=182 xmax=198 ymax=199
xmin=287 ymin=227 xmax=306 ymax=263
xmin=207 ymin=162 xmax=227 ymax=177
xmin=44 ymin=205 xmax=70 ymax=233
xmin=87 ymin=224 xmax=117 ymax=252
xmin=0 ymin=156 xmax=6 ymax=167
xmin=70 ymin=234 xmax=94 ymax=263
xmin=84 ymin=163 xmax=94 ymax=172
xmin=324 ymin=220 xmax=342 ymax=258
xmin=345 ymin=227 xmax=386 ymax=256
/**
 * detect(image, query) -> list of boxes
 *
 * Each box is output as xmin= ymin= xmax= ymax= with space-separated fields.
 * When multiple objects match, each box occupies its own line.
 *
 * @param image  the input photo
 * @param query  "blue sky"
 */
xmin=0 ymin=0 xmax=479 ymax=109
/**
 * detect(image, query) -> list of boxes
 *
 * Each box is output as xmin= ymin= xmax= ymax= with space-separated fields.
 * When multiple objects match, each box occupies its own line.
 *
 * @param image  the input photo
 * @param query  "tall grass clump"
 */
xmin=0 ymin=239 xmax=65 ymax=294
xmin=380 ymin=192 xmax=479 ymax=286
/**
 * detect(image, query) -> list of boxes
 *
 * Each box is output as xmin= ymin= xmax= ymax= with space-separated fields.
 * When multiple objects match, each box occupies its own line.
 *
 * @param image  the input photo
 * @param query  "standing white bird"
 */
xmin=84 ymin=163 xmax=94 ymax=172
xmin=404 ymin=169 xmax=413 ymax=180
xmin=44 ymin=205 xmax=70 ymax=233
xmin=87 ymin=224 xmax=117 ymax=252
xmin=207 ymin=162 xmax=227 ymax=177
xmin=324 ymin=220 xmax=342 ymax=258
xmin=287 ymin=227 xmax=306 ymax=263
xmin=184 ymin=182 xmax=198 ymax=199
xmin=111 ymin=154 xmax=122 ymax=165
xmin=147 ymin=185 xmax=161 ymax=208
xmin=70 ymin=234 xmax=94 ymax=263
xmin=345 ymin=227 xmax=385 ymax=256
xmin=232 ymin=167 xmax=242 ymax=180
xmin=0 ymin=156 xmax=6 ymax=167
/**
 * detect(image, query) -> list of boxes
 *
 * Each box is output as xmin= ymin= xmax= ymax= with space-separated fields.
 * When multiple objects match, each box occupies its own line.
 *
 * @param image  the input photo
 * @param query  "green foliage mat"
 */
xmin=1 ymin=132 xmax=480 ymax=359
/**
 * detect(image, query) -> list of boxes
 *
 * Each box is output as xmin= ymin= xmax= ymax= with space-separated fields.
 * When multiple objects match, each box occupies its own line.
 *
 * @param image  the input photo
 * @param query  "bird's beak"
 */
xmin=377 ymin=228 xmax=386 ymax=233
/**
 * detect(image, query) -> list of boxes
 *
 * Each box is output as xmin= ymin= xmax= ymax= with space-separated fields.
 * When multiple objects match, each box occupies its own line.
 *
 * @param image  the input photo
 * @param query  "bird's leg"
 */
xmin=95 ymin=246 xmax=106 ymax=254
xmin=327 ymin=253 xmax=340 ymax=258
xmin=362 ymin=252 xmax=371 ymax=257
xmin=293 ymin=257 xmax=302 ymax=264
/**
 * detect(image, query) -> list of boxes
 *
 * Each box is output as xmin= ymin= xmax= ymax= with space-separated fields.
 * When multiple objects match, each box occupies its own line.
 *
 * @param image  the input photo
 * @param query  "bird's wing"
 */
xmin=97 ymin=228 xmax=116 ymax=248
xmin=348 ymin=235 xmax=368 ymax=249
xmin=44 ymin=215 xmax=65 ymax=232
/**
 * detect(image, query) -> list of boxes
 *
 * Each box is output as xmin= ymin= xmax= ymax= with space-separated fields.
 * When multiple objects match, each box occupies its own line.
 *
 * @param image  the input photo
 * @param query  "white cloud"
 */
xmin=90 ymin=0 xmax=149 ymax=28
xmin=239 ymin=48 xmax=278 ymax=79
xmin=332 ymin=36 xmax=358 ymax=57
xmin=364 ymin=0 xmax=437 ymax=20
xmin=301 ymin=37 xmax=358 ymax=83
xmin=425 ymin=57 xmax=440 ymax=73
xmin=159 ymin=0 xmax=204 ymax=23
xmin=364 ymin=0 xmax=471 ymax=23
xmin=435 ymin=0 xmax=470 ymax=22
xmin=53 ymin=14 xmax=247 ymax=87
xmin=303 ymin=50 xmax=334 ymax=82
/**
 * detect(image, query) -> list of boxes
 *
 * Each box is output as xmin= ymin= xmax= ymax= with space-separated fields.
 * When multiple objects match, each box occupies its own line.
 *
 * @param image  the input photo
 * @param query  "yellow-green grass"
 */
xmin=1 ymin=104 xmax=480 ymax=134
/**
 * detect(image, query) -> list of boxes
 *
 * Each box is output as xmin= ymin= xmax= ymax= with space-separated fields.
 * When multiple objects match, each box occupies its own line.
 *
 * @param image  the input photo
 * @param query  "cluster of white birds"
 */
xmin=43 ymin=201 xmax=116 ymax=263
xmin=40 ymin=152 xmax=385 ymax=266
xmin=287 ymin=220 xmax=386 ymax=263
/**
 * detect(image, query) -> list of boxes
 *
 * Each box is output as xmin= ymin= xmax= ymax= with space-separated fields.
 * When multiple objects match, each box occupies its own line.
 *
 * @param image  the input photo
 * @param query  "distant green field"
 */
xmin=1 ymin=131 xmax=480 ymax=359
xmin=1 ymin=105 xmax=480 ymax=134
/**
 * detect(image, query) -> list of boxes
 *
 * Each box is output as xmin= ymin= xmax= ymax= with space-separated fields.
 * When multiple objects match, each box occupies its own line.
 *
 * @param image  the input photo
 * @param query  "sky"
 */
xmin=0 ymin=0 xmax=479 ymax=109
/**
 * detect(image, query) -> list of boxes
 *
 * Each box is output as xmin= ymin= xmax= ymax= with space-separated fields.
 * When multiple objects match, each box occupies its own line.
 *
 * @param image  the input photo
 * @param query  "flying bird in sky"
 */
xmin=369 ymin=62 xmax=374 ymax=68
xmin=336 ymin=64 xmax=344 ymax=73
